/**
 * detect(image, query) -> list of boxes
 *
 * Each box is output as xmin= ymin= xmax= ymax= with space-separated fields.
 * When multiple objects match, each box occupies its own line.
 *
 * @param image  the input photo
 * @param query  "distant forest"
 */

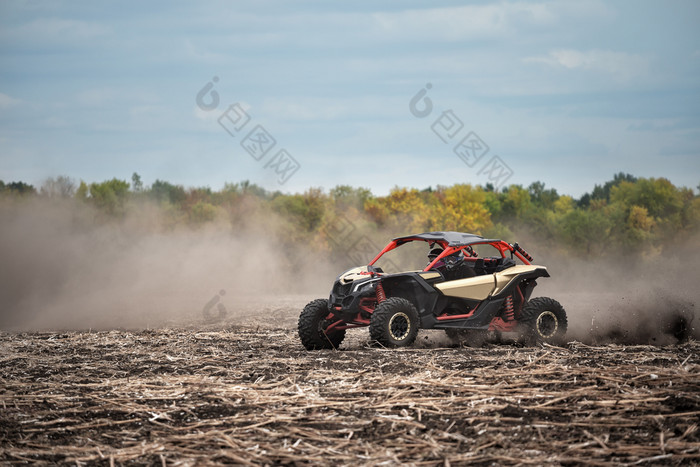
xmin=2 ymin=173 xmax=699 ymax=259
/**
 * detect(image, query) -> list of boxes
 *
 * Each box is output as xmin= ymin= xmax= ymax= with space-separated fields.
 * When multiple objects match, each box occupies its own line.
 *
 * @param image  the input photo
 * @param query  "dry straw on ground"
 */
xmin=1 ymin=327 xmax=698 ymax=466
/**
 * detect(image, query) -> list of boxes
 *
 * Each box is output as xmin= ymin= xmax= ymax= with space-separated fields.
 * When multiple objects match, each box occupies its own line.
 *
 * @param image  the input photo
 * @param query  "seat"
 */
xmin=473 ymin=258 xmax=486 ymax=275
xmin=442 ymin=261 xmax=476 ymax=281
xmin=474 ymin=257 xmax=516 ymax=275
xmin=494 ymin=257 xmax=516 ymax=272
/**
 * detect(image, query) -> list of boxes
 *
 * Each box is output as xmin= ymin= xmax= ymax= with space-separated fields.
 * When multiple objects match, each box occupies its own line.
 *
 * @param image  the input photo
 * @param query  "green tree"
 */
xmin=610 ymin=178 xmax=682 ymax=219
xmin=528 ymin=181 xmax=559 ymax=210
xmin=579 ymin=172 xmax=637 ymax=206
xmin=187 ymin=187 xmax=213 ymax=206
xmin=482 ymin=190 xmax=503 ymax=218
xmin=557 ymin=208 xmax=612 ymax=255
xmin=3 ymin=181 xmax=36 ymax=195
xmin=131 ymin=172 xmax=144 ymax=192
xmin=500 ymin=185 xmax=532 ymax=219
xmin=150 ymin=180 xmax=187 ymax=205
xmin=624 ymin=205 xmax=655 ymax=246
xmin=76 ymin=181 xmax=88 ymax=200
xmin=553 ymin=195 xmax=575 ymax=215
xmin=271 ymin=188 xmax=326 ymax=233
xmin=330 ymin=185 xmax=372 ymax=211
xmin=239 ymin=180 xmax=269 ymax=199
xmin=87 ymin=178 xmax=130 ymax=215
xmin=189 ymin=201 xmax=218 ymax=224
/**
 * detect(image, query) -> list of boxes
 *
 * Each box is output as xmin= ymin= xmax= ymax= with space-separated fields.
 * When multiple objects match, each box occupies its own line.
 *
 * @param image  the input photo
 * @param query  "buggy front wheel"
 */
xmin=298 ymin=299 xmax=346 ymax=350
xmin=370 ymin=297 xmax=420 ymax=348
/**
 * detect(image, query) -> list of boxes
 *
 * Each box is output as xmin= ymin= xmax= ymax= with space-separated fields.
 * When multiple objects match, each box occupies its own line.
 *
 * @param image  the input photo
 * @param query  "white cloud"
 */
xmin=182 ymin=39 xmax=230 ymax=64
xmin=524 ymin=49 xmax=650 ymax=81
xmin=0 ymin=17 xmax=111 ymax=48
xmin=76 ymin=88 xmax=118 ymax=107
xmin=370 ymin=2 xmax=557 ymax=41
xmin=20 ymin=17 xmax=109 ymax=40
xmin=193 ymin=101 xmax=252 ymax=123
xmin=365 ymin=1 xmax=614 ymax=42
xmin=75 ymin=87 xmax=160 ymax=109
xmin=259 ymin=96 xmax=398 ymax=121
xmin=40 ymin=116 xmax=69 ymax=129
xmin=0 ymin=93 xmax=21 ymax=110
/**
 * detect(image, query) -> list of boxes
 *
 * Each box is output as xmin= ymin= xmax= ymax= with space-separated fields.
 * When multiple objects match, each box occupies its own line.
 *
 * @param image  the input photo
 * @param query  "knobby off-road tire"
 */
xmin=298 ymin=299 xmax=346 ymax=350
xmin=520 ymin=297 xmax=567 ymax=345
xmin=370 ymin=297 xmax=420 ymax=348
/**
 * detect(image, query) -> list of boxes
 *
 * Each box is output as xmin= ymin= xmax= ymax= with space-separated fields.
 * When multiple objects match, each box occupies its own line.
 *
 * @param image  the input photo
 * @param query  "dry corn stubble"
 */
xmin=1 ymin=324 xmax=698 ymax=466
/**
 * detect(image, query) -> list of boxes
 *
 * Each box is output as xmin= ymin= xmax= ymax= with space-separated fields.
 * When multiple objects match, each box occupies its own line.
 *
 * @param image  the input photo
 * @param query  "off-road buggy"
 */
xmin=298 ymin=231 xmax=567 ymax=349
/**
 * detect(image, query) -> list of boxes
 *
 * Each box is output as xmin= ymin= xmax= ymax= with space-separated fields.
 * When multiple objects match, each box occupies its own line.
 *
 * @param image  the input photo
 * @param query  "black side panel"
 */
xmin=381 ymin=273 xmax=439 ymax=318
xmin=422 ymin=297 xmax=506 ymax=330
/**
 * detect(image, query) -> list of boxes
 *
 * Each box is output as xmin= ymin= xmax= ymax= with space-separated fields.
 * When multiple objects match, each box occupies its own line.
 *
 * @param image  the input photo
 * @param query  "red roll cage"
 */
xmin=368 ymin=238 xmax=532 ymax=272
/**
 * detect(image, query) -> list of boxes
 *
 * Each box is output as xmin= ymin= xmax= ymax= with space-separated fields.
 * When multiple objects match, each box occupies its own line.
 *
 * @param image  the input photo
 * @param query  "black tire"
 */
xmin=519 ymin=297 xmax=567 ymax=345
xmin=298 ymin=299 xmax=346 ymax=350
xmin=370 ymin=297 xmax=420 ymax=348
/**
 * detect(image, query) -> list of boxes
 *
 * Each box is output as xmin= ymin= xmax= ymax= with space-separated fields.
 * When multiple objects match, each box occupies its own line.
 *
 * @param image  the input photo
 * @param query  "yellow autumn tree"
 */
xmin=427 ymin=184 xmax=492 ymax=234
xmin=364 ymin=187 xmax=430 ymax=232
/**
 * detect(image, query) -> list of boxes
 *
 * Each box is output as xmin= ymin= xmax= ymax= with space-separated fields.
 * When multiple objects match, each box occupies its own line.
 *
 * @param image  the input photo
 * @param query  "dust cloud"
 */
xmin=1 ymin=197 xmax=698 ymax=344
xmin=520 ymin=230 xmax=700 ymax=345
xmin=0 ymin=197 xmax=333 ymax=330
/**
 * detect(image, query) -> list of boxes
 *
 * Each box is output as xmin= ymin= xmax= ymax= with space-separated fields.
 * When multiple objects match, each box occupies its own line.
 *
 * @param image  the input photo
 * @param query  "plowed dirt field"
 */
xmin=2 ymin=320 xmax=698 ymax=466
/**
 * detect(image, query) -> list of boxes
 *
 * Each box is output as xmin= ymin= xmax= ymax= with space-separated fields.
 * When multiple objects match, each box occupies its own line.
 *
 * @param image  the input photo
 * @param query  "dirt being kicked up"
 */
xmin=1 ymin=326 xmax=698 ymax=466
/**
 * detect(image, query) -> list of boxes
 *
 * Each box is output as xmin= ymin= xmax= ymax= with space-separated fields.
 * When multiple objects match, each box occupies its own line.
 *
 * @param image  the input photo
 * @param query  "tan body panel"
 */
xmin=418 ymin=271 xmax=442 ymax=280
xmin=493 ymin=265 xmax=547 ymax=295
xmin=435 ymin=275 xmax=495 ymax=300
xmin=435 ymin=264 xmax=547 ymax=300
xmin=339 ymin=266 xmax=371 ymax=284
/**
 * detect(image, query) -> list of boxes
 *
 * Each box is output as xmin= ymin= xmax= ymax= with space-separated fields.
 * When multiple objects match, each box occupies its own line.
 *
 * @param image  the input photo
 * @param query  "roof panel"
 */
xmin=392 ymin=231 xmax=501 ymax=247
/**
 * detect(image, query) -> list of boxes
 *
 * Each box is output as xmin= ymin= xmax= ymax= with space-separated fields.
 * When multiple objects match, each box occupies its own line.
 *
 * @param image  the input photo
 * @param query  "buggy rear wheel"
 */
xmin=298 ymin=299 xmax=346 ymax=350
xmin=370 ymin=297 xmax=419 ymax=348
xmin=519 ymin=297 xmax=567 ymax=345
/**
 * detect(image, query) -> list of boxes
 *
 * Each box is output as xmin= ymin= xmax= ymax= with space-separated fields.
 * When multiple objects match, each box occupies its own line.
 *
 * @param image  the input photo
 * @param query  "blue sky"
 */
xmin=1 ymin=0 xmax=698 ymax=197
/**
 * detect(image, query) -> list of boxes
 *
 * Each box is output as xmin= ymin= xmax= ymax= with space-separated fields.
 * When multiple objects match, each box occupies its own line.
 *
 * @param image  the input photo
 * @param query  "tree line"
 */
xmin=2 ymin=173 xmax=698 ymax=258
